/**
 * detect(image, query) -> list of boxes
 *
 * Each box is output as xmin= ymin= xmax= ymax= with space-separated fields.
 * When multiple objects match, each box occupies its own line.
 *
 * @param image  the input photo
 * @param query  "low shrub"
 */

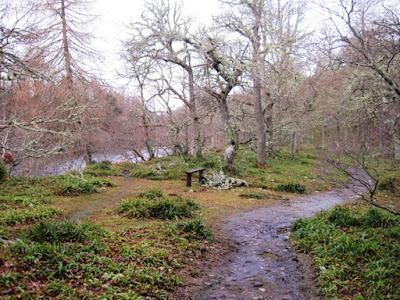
xmin=171 ymin=218 xmax=214 ymax=241
xmin=0 ymin=206 xmax=61 ymax=226
xmin=26 ymin=220 xmax=106 ymax=244
xmin=87 ymin=177 xmax=116 ymax=187
xmin=378 ymin=176 xmax=398 ymax=193
xmin=328 ymin=206 xmax=398 ymax=228
xmin=275 ymin=183 xmax=307 ymax=194
xmin=171 ymin=218 xmax=213 ymax=241
xmin=327 ymin=206 xmax=361 ymax=227
xmin=84 ymin=161 xmax=117 ymax=177
xmin=137 ymin=189 xmax=164 ymax=200
xmin=239 ymin=193 xmax=269 ymax=199
xmin=118 ymin=190 xmax=199 ymax=220
xmin=56 ymin=181 xmax=98 ymax=196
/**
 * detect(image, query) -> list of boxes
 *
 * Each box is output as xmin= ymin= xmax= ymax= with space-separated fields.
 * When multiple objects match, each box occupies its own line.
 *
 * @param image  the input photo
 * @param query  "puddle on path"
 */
xmin=194 ymin=172 xmax=368 ymax=300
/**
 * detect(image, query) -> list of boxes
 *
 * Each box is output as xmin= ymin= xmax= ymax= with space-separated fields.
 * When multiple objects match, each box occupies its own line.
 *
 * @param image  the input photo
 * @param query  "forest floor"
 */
xmin=1 ymin=150 xmax=398 ymax=299
xmin=186 ymin=174 xmax=367 ymax=300
xmin=55 ymin=173 xmax=366 ymax=300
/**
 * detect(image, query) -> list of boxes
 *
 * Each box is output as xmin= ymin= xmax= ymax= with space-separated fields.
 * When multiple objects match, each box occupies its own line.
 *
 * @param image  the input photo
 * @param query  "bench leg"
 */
xmin=186 ymin=173 xmax=192 ymax=187
xmin=199 ymin=170 xmax=204 ymax=184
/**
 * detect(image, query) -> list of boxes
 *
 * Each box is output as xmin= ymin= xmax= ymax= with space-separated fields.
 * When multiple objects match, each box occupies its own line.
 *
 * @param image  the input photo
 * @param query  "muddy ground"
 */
xmin=190 ymin=175 xmax=367 ymax=300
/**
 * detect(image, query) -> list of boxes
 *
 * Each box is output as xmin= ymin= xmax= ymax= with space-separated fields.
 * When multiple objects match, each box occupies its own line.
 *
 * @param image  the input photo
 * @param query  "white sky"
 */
xmin=92 ymin=0 xmax=222 ymax=89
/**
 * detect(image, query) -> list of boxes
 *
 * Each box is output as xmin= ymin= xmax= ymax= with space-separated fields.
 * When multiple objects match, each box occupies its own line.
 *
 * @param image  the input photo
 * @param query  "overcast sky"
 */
xmin=92 ymin=0 xmax=222 ymax=89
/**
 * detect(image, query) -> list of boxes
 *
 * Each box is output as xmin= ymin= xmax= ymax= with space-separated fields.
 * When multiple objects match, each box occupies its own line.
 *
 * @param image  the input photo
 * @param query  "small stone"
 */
xmin=204 ymin=282 xmax=213 ymax=286
xmin=253 ymin=281 xmax=263 ymax=287
xmin=259 ymin=288 xmax=267 ymax=292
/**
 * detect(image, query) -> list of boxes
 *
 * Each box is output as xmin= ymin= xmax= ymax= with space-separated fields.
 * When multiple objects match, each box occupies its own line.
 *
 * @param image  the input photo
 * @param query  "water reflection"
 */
xmin=12 ymin=148 xmax=170 ymax=177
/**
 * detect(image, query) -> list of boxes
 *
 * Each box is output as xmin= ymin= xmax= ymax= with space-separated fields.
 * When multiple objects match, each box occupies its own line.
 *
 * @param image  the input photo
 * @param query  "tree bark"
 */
xmin=265 ymin=102 xmax=274 ymax=158
xmin=188 ymin=69 xmax=202 ymax=157
xmin=218 ymin=98 xmax=234 ymax=144
xmin=394 ymin=133 xmax=400 ymax=160
xmin=61 ymin=0 xmax=73 ymax=86
xmin=251 ymin=3 xmax=266 ymax=168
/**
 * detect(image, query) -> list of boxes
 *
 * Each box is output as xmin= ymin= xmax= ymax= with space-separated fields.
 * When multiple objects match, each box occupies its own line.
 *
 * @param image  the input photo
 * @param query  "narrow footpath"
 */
xmin=195 ymin=174 xmax=368 ymax=300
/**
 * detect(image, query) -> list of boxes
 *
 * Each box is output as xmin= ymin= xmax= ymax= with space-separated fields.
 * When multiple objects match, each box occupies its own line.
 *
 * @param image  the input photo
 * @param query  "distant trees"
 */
xmin=212 ymin=0 xmax=309 ymax=166
xmin=121 ymin=0 xmax=310 ymax=169
xmin=318 ymin=0 xmax=400 ymax=159
xmin=0 ymin=0 xmax=105 ymax=172
xmin=2 ymin=0 xmax=399 ymax=175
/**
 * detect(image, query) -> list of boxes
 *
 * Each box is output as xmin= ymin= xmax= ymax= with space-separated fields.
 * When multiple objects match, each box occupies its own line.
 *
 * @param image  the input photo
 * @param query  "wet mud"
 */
xmin=195 ymin=173 xmax=368 ymax=300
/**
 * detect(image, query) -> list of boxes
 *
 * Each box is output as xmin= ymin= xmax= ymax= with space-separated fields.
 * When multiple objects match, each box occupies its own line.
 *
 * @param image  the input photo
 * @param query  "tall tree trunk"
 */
xmin=217 ymin=97 xmax=238 ymax=171
xmin=291 ymin=131 xmax=300 ymax=158
xmin=188 ymin=69 xmax=202 ymax=157
xmin=61 ymin=0 xmax=73 ymax=86
xmin=251 ymin=4 xmax=266 ymax=168
xmin=142 ymin=114 xmax=155 ymax=160
xmin=218 ymin=98 xmax=234 ymax=144
xmin=184 ymin=111 xmax=189 ymax=155
xmin=254 ymin=74 xmax=266 ymax=167
xmin=265 ymin=102 xmax=274 ymax=158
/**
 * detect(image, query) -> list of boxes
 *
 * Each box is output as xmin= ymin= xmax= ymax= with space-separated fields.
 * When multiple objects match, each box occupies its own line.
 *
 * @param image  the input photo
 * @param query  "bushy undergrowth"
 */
xmin=0 ymin=221 xmax=213 ymax=299
xmin=239 ymin=192 xmax=270 ymax=199
xmin=118 ymin=189 xmax=199 ymax=219
xmin=26 ymin=220 xmax=106 ymax=244
xmin=377 ymin=175 xmax=399 ymax=193
xmin=0 ymin=206 xmax=61 ymax=226
xmin=275 ymin=183 xmax=308 ymax=194
xmin=170 ymin=218 xmax=214 ymax=241
xmin=292 ymin=205 xmax=400 ymax=299
xmin=84 ymin=161 xmax=118 ymax=177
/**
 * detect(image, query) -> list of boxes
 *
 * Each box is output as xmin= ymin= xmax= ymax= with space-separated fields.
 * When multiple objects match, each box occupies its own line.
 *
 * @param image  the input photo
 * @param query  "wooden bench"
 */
xmin=185 ymin=168 xmax=205 ymax=187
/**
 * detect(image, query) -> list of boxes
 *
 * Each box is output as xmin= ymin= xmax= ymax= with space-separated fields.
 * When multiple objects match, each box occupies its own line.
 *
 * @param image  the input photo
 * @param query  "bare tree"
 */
xmin=122 ymin=0 xmax=203 ymax=157
xmin=319 ymin=0 xmax=400 ymax=158
xmin=33 ymin=0 xmax=98 ymax=84
xmin=216 ymin=0 xmax=268 ymax=167
xmin=0 ymin=1 xmax=105 ymax=172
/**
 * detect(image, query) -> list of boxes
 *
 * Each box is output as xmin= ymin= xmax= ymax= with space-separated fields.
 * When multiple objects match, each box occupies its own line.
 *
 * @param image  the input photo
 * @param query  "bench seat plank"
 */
xmin=185 ymin=168 xmax=205 ymax=174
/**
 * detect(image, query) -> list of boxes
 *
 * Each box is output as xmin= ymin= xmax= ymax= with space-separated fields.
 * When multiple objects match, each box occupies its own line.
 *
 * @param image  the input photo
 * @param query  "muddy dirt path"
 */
xmin=195 ymin=174 xmax=368 ymax=300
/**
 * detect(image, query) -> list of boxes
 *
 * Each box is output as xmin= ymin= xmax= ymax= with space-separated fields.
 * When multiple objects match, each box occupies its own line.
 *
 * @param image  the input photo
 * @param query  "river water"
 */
xmin=11 ymin=148 xmax=170 ymax=177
